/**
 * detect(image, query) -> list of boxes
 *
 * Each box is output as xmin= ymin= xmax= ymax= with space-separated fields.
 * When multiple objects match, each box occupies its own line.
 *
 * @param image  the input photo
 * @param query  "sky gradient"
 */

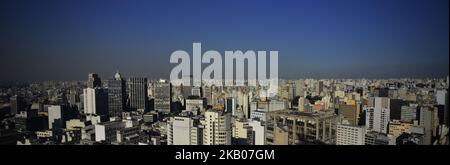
xmin=0 ymin=0 xmax=448 ymax=83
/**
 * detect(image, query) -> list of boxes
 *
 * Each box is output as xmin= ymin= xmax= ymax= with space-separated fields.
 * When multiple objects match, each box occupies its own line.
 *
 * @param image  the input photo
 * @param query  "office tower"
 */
xmin=203 ymin=86 xmax=213 ymax=105
xmin=106 ymin=72 xmax=127 ymax=118
xmin=419 ymin=106 xmax=436 ymax=145
xmin=238 ymin=91 xmax=250 ymax=119
xmin=365 ymin=131 xmax=390 ymax=145
xmin=87 ymin=73 xmax=102 ymax=88
xmin=248 ymin=120 xmax=265 ymax=145
xmin=401 ymin=104 xmax=418 ymax=122
xmin=365 ymin=97 xmax=390 ymax=134
xmin=203 ymin=109 xmax=232 ymax=145
xmin=226 ymin=97 xmax=236 ymax=115
xmin=436 ymin=89 xmax=449 ymax=126
xmin=336 ymin=124 xmax=365 ymax=145
xmin=128 ymin=77 xmax=148 ymax=111
xmin=266 ymin=110 xmax=338 ymax=145
xmin=154 ymin=80 xmax=172 ymax=114
xmin=83 ymin=87 xmax=108 ymax=120
xmin=48 ymin=105 xmax=67 ymax=130
xmin=389 ymin=99 xmax=407 ymax=120
xmin=339 ymin=104 xmax=359 ymax=126
xmin=167 ymin=116 xmax=203 ymax=145
xmin=10 ymin=95 xmax=25 ymax=115
xmin=436 ymin=90 xmax=447 ymax=105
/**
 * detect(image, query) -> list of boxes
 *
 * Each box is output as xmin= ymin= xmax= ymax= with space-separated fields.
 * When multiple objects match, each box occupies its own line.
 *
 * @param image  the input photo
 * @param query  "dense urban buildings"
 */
xmin=0 ymin=75 xmax=448 ymax=145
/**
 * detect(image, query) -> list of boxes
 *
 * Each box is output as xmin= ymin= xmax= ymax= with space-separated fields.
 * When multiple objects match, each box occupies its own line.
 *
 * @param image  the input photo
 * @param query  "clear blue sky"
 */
xmin=0 ymin=0 xmax=448 ymax=83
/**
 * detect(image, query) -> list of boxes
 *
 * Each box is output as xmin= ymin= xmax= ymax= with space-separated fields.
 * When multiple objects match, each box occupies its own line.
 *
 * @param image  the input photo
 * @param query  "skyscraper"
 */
xmin=48 ymin=105 xmax=67 ymax=130
xmin=106 ymin=72 xmax=127 ymax=118
xmin=83 ymin=87 xmax=109 ymax=120
xmin=128 ymin=77 xmax=148 ymax=111
xmin=87 ymin=73 xmax=102 ymax=88
xmin=365 ymin=97 xmax=390 ymax=134
xmin=226 ymin=97 xmax=236 ymax=115
xmin=419 ymin=106 xmax=436 ymax=145
xmin=154 ymin=80 xmax=172 ymax=114
xmin=10 ymin=95 xmax=25 ymax=115
xmin=203 ymin=109 xmax=232 ymax=145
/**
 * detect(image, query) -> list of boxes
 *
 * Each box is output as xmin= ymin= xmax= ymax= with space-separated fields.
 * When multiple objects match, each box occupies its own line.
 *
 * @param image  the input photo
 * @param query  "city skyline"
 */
xmin=1 ymin=0 xmax=449 ymax=84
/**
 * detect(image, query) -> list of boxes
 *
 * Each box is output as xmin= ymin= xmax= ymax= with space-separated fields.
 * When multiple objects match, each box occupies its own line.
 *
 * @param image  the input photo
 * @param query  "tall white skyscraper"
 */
xmin=83 ymin=87 xmax=108 ymax=121
xmin=336 ymin=124 xmax=365 ymax=145
xmin=203 ymin=110 xmax=231 ymax=145
xmin=365 ymin=97 xmax=390 ymax=134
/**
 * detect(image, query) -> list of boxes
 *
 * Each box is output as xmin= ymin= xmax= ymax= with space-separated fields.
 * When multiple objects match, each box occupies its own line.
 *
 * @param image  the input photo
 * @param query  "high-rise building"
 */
xmin=87 ymin=73 xmax=102 ymax=88
xmin=128 ymin=77 xmax=148 ymax=111
xmin=339 ymin=104 xmax=359 ymax=126
xmin=167 ymin=116 xmax=203 ymax=145
xmin=336 ymin=124 xmax=365 ymax=145
xmin=266 ymin=110 xmax=338 ymax=145
xmin=203 ymin=110 xmax=232 ymax=145
xmin=401 ymin=104 xmax=418 ymax=122
xmin=48 ymin=105 xmax=68 ymax=130
xmin=232 ymin=120 xmax=253 ymax=145
xmin=10 ymin=95 xmax=25 ymax=115
xmin=83 ymin=87 xmax=108 ymax=120
xmin=106 ymin=72 xmax=127 ymax=118
xmin=154 ymin=80 xmax=172 ymax=114
xmin=248 ymin=119 xmax=265 ymax=145
xmin=226 ymin=97 xmax=236 ymax=115
xmin=419 ymin=106 xmax=437 ymax=145
xmin=365 ymin=97 xmax=390 ymax=134
xmin=68 ymin=90 xmax=80 ymax=107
